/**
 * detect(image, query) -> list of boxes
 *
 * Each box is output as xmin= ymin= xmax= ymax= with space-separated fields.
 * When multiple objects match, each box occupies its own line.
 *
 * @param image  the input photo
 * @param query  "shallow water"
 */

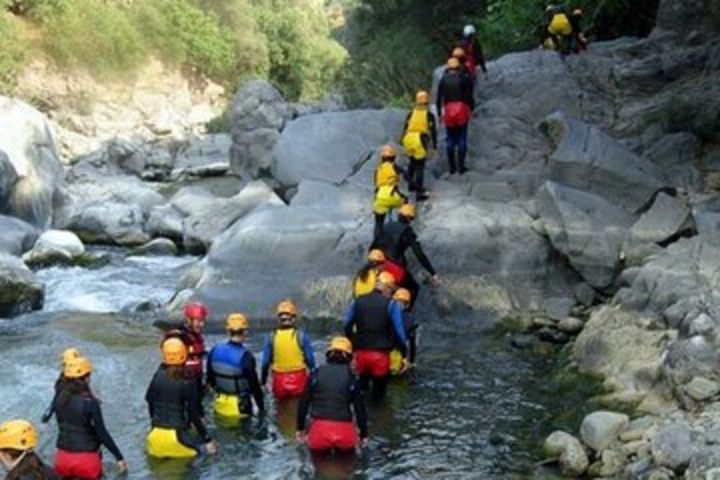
xmin=0 ymin=248 xmax=595 ymax=479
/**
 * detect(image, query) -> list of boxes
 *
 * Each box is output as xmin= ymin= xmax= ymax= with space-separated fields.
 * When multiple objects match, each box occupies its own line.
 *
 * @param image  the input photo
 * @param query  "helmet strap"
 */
xmin=0 ymin=449 xmax=28 ymax=472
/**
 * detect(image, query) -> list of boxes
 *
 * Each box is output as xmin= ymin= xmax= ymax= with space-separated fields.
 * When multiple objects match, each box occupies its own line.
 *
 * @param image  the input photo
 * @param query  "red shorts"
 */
xmin=308 ymin=419 xmax=358 ymax=452
xmin=354 ymin=350 xmax=390 ymax=378
xmin=54 ymin=449 xmax=102 ymax=480
xmin=272 ymin=369 xmax=308 ymax=398
xmin=383 ymin=260 xmax=406 ymax=284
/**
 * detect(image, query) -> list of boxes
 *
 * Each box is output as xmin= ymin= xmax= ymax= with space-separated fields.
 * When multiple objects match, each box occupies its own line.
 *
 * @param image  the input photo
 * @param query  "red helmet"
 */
xmin=184 ymin=302 xmax=208 ymax=321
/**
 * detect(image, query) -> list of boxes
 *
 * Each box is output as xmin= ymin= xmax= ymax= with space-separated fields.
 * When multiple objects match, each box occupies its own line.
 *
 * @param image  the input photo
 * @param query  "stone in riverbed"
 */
xmin=34 ymin=230 xmax=85 ymax=257
xmin=685 ymin=376 xmax=720 ymax=402
xmin=543 ymin=430 xmax=589 ymax=477
xmin=0 ymin=254 xmax=44 ymax=317
xmin=650 ymin=423 xmax=694 ymax=472
xmin=580 ymin=411 xmax=629 ymax=452
xmin=558 ymin=316 xmax=584 ymax=334
xmin=129 ymin=238 xmax=178 ymax=256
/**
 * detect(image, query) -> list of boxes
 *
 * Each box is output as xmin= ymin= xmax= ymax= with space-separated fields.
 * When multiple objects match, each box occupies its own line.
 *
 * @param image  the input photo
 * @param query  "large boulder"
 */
xmin=538 ymin=181 xmax=635 ymax=289
xmin=0 ymin=254 xmax=44 ymax=317
xmin=0 ymin=215 xmax=38 ymax=256
xmin=543 ymin=112 xmax=668 ymax=213
xmin=66 ymin=203 xmax=150 ymax=246
xmin=655 ymin=0 xmax=719 ymax=37
xmin=273 ymin=109 xmax=405 ymax=188
xmin=173 ymin=134 xmax=231 ymax=178
xmin=0 ymin=150 xmax=18 ymax=207
xmin=33 ymin=229 xmax=85 ymax=257
xmin=0 ymin=97 xmax=65 ymax=228
xmin=627 ymin=192 xmax=694 ymax=246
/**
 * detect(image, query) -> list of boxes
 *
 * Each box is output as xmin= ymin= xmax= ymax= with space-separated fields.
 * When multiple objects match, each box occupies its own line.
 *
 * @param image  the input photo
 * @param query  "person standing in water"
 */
xmin=42 ymin=348 xmax=81 ymax=424
xmin=0 ymin=419 xmax=54 ymax=480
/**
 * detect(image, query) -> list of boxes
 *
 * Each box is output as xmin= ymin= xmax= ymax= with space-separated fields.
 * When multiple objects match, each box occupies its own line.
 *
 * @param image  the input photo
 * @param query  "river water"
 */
xmin=0 ymin=248 xmax=595 ymax=479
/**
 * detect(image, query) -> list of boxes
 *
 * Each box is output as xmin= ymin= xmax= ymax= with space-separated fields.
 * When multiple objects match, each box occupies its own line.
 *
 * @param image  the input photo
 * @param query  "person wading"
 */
xmin=207 ymin=314 xmax=265 ymax=421
xmin=343 ymin=272 xmax=408 ymax=400
xmin=0 ymin=420 xmax=54 ymax=480
xmin=296 ymin=337 xmax=368 ymax=453
xmin=42 ymin=348 xmax=81 ymax=424
xmin=352 ymin=249 xmax=386 ymax=299
xmin=388 ymin=288 xmax=419 ymax=377
xmin=145 ymin=338 xmax=217 ymax=459
xmin=261 ymin=300 xmax=316 ymax=399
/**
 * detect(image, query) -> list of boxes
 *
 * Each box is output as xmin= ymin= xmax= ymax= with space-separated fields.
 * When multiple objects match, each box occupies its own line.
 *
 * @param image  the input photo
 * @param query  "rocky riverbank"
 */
xmin=0 ymin=0 xmax=719 ymax=476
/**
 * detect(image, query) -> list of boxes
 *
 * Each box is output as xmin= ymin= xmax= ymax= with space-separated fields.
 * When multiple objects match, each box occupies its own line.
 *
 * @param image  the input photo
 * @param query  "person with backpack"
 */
xmin=261 ymin=300 xmax=316 ymax=399
xmin=373 ymin=145 xmax=408 ymax=239
xmin=352 ymin=249 xmax=386 ymax=298
xmin=456 ymin=25 xmax=488 ymax=79
xmin=401 ymin=90 xmax=437 ymax=202
xmin=436 ymin=57 xmax=474 ymax=175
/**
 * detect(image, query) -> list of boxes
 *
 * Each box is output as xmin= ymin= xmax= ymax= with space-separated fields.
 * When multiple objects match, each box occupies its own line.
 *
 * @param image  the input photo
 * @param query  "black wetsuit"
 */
xmin=436 ymin=69 xmax=474 ymax=174
xmin=145 ymin=365 xmax=210 ymax=451
xmin=296 ymin=361 xmax=368 ymax=438
xmin=372 ymin=219 xmax=436 ymax=310
xmin=55 ymin=385 xmax=124 ymax=462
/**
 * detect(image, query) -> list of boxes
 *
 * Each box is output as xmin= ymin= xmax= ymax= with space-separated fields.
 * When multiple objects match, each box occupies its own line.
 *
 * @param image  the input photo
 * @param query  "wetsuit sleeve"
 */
xmin=260 ymin=334 xmax=272 ymax=385
xmin=145 ymin=375 xmax=155 ymax=419
xmin=388 ymin=301 xmax=408 ymax=357
xmin=41 ymin=395 xmax=57 ymax=423
xmin=244 ymin=353 xmax=265 ymax=412
xmin=206 ymin=347 xmax=216 ymax=390
xmin=296 ymin=372 xmax=315 ymax=431
xmin=343 ymin=301 xmax=357 ymax=339
xmin=429 ymin=112 xmax=437 ymax=149
xmin=86 ymin=399 xmax=124 ymax=461
xmin=301 ymin=331 xmax=317 ymax=370
xmin=185 ymin=380 xmax=210 ymax=441
xmin=349 ymin=377 xmax=368 ymax=438
xmin=406 ymin=229 xmax=436 ymax=276
xmin=475 ymin=39 xmax=487 ymax=73
xmin=402 ymin=111 xmax=411 ymax=137
xmin=435 ymin=77 xmax=444 ymax=119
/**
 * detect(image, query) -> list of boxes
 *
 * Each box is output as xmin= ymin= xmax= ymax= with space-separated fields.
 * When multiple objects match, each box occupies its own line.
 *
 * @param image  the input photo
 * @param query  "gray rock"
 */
xmin=558 ymin=316 xmax=584 ymax=334
xmin=538 ymin=181 xmax=635 ymax=288
xmin=643 ymin=132 xmax=701 ymax=190
xmin=230 ymin=128 xmax=280 ymax=179
xmin=665 ymin=336 xmax=720 ymax=388
xmin=655 ymin=0 xmax=717 ymax=36
xmin=543 ymin=112 xmax=667 ymax=213
xmin=130 ymin=238 xmax=178 ymax=256
xmin=0 ymin=215 xmax=38 ymax=256
xmin=543 ymin=431 xmax=589 ymax=477
xmin=536 ymin=326 xmax=570 ymax=344
xmin=0 ymin=96 xmax=65 ymax=228
xmin=291 ymin=180 xmax=369 ymax=218
xmin=574 ymin=282 xmax=596 ymax=307
xmin=273 ymin=109 xmax=405 ymax=188
xmin=0 ymin=254 xmax=44 ymax=317
xmin=685 ymin=376 xmax=720 ymax=401
xmin=0 ymin=149 xmax=18 ymax=207
xmin=67 ymin=202 xmax=150 ymax=246
xmin=22 ymin=244 xmax=74 ymax=267
xmin=544 ymin=297 xmax=575 ymax=320
xmin=580 ymin=411 xmax=630 ymax=452
xmin=173 ymin=134 xmax=231 ymax=177
xmin=147 ymin=205 xmax=184 ymax=242
xmin=598 ymin=449 xmax=627 ymax=477
xmin=628 ymin=192 xmax=693 ymax=245
xmin=686 ymin=445 xmax=720 ymax=480
xmin=33 ymin=230 xmax=85 ymax=257
xmin=651 ymin=423 xmax=694 ymax=472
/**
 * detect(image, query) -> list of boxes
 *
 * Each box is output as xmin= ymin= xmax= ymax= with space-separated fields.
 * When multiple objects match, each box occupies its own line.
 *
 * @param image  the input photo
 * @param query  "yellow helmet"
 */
xmin=452 ymin=47 xmax=466 ymax=59
xmin=447 ymin=57 xmax=461 ymax=69
xmin=378 ymin=271 xmax=396 ymax=287
xmin=64 ymin=357 xmax=92 ymax=379
xmin=399 ymin=203 xmax=416 ymax=219
xmin=61 ymin=348 xmax=81 ymax=366
xmin=327 ymin=336 xmax=352 ymax=355
xmin=393 ymin=288 xmax=412 ymax=303
xmin=380 ymin=144 xmax=397 ymax=159
xmin=161 ymin=338 xmax=188 ymax=366
xmin=0 ymin=420 xmax=38 ymax=451
xmin=276 ymin=300 xmax=297 ymax=317
xmin=415 ymin=90 xmax=429 ymax=105
xmin=226 ymin=313 xmax=249 ymax=331
xmin=368 ymin=249 xmax=386 ymax=263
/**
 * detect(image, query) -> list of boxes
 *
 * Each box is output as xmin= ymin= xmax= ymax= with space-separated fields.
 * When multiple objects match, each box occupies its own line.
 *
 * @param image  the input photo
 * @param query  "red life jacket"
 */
xmin=443 ymin=101 xmax=471 ymax=128
xmin=460 ymin=40 xmax=477 ymax=78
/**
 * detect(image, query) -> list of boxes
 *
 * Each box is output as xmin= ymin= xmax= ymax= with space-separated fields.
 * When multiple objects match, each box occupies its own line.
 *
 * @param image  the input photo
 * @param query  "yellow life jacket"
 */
xmin=353 ymin=269 xmax=378 ymax=298
xmin=543 ymin=37 xmax=557 ymax=51
xmin=146 ymin=427 xmax=197 ymax=459
xmin=375 ymin=161 xmax=399 ymax=187
xmin=272 ymin=329 xmax=306 ymax=373
xmin=373 ymin=185 xmax=404 ymax=215
xmin=548 ymin=13 xmax=572 ymax=36
xmin=402 ymin=132 xmax=427 ymax=160
xmin=214 ymin=393 xmax=246 ymax=419
xmin=389 ymin=349 xmax=403 ymax=376
xmin=406 ymin=108 xmax=430 ymax=134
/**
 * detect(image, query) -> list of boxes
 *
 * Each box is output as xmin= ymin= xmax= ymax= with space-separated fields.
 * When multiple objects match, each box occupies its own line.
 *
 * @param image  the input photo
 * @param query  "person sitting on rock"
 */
xmin=371 ymin=203 xmax=440 ymax=310
xmin=353 ymin=249 xmax=387 ymax=298
xmin=296 ymin=337 xmax=368 ymax=453
xmin=145 ymin=338 xmax=217 ymax=459
xmin=389 ymin=288 xmax=419 ymax=377
xmin=436 ymin=57 xmax=474 ymax=174
xmin=207 ymin=314 xmax=264 ymax=421
xmin=456 ymin=24 xmax=488 ymax=80
xmin=0 ymin=419 xmax=54 ymax=480
xmin=42 ymin=347 xmax=81 ymax=424
xmin=261 ymin=300 xmax=316 ymax=399
xmin=373 ymin=145 xmax=408 ymax=239
xmin=343 ymin=272 xmax=408 ymax=400
xmin=401 ymin=90 xmax=437 ymax=202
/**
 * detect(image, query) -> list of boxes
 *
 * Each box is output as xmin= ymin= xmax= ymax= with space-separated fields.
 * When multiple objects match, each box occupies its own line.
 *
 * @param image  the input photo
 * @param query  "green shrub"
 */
xmin=0 ymin=12 xmax=25 ymax=94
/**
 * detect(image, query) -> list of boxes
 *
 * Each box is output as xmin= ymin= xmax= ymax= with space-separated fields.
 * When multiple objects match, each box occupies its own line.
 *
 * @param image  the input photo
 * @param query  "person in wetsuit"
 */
xmin=456 ymin=24 xmax=488 ymax=79
xmin=343 ymin=272 xmax=408 ymax=401
xmin=436 ymin=57 xmax=474 ymax=174
xmin=207 ymin=314 xmax=265 ymax=420
xmin=41 ymin=348 xmax=81 ymax=424
xmin=401 ymin=90 xmax=437 ymax=202
xmin=371 ymin=203 xmax=440 ymax=310
xmin=53 ymin=357 xmax=126 ymax=479
xmin=145 ymin=338 xmax=217 ymax=459
xmin=389 ymin=288 xmax=419 ymax=376
xmin=0 ymin=419 xmax=54 ymax=480
xmin=296 ymin=337 xmax=368 ymax=452
xmin=352 ymin=249 xmax=386 ymax=299
xmin=261 ymin=300 xmax=316 ymax=399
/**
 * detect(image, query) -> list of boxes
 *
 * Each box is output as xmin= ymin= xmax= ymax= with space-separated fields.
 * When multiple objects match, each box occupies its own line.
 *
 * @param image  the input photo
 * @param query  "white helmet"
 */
xmin=463 ymin=24 xmax=476 ymax=37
